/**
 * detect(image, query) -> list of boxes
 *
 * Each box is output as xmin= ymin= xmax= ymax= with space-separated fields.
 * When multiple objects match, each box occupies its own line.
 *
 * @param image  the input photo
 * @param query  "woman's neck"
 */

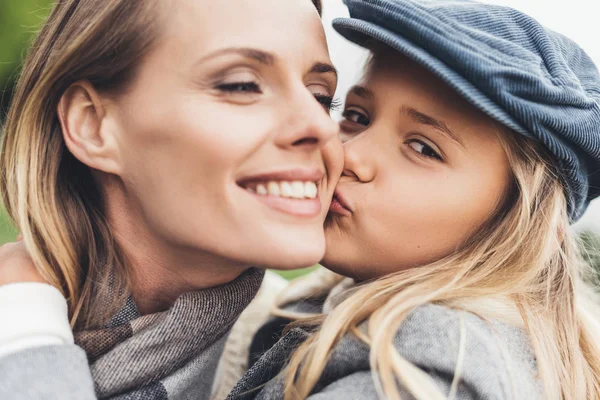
xmin=104 ymin=186 xmax=250 ymax=315
xmin=120 ymin=230 xmax=249 ymax=314
xmin=127 ymin=254 xmax=247 ymax=315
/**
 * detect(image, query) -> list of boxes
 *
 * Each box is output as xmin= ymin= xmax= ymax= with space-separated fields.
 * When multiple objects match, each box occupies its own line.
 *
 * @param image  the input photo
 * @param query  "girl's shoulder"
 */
xmin=234 ymin=303 xmax=544 ymax=400
xmin=395 ymin=302 xmax=532 ymax=361
xmin=318 ymin=303 xmax=542 ymax=399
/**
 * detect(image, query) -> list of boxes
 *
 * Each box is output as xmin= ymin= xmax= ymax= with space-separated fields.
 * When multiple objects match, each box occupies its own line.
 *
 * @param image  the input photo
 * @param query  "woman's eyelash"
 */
xmin=214 ymin=84 xmax=340 ymax=112
xmin=215 ymin=81 xmax=261 ymax=93
xmin=314 ymin=94 xmax=343 ymax=111
xmin=215 ymin=85 xmax=340 ymax=112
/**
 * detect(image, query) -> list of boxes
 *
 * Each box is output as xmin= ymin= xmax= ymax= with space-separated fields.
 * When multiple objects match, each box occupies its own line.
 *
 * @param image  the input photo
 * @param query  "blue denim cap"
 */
xmin=333 ymin=0 xmax=600 ymax=221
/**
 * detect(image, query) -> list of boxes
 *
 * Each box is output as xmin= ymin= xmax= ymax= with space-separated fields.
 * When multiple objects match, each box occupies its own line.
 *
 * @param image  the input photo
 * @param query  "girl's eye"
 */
xmin=314 ymin=94 xmax=342 ymax=112
xmin=215 ymin=81 xmax=262 ymax=93
xmin=406 ymin=139 xmax=443 ymax=161
xmin=342 ymin=109 xmax=370 ymax=126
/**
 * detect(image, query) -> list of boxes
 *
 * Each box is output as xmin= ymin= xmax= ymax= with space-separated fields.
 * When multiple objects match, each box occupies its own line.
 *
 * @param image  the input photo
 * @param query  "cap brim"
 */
xmin=332 ymin=17 xmax=534 ymax=140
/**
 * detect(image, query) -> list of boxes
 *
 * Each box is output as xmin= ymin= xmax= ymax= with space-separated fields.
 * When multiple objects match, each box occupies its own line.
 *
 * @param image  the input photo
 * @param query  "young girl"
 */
xmin=0 ymin=0 xmax=343 ymax=398
xmin=231 ymin=0 xmax=600 ymax=399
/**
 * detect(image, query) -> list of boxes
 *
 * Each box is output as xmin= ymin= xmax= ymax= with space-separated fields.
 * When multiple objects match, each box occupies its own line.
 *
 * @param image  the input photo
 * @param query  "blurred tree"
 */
xmin=0 ymin=0 xmax=52 ymax=116
xmin=579 ymin=230 xmax=600 ymax=284
xmin=0 ymin=1 xmax=52 ymax=240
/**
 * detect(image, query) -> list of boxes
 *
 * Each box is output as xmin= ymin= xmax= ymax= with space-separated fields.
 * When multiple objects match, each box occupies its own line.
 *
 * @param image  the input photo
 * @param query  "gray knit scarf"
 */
xmin=74 ymin=268 xmax=265 ymax=400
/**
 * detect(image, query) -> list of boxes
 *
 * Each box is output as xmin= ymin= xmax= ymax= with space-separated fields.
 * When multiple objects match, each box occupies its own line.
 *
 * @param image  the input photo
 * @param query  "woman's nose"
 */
xmin=274 ymin=91 xmax=339 ymax=153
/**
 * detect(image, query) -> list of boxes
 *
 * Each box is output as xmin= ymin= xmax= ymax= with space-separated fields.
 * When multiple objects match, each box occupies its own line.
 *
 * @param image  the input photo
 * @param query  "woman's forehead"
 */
xmin=156 ymin=0 xmax=329 ymax=67
xmin=164 ymin=0 xmax=324 ymax=42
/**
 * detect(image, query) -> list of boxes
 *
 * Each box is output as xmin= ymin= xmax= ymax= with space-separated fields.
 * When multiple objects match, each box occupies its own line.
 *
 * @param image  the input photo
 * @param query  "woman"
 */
xmin=0 ymin=0 xmax=342 ymax=398
xmin=230 ymin=0 xmax=600 ymax=399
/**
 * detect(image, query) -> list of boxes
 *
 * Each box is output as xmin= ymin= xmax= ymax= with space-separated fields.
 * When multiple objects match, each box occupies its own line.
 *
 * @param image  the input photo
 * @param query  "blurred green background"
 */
xmin=0 ymin=1 xmax=52 ymax=243
xmin=0 ymin=1 xmax=53 ymax=114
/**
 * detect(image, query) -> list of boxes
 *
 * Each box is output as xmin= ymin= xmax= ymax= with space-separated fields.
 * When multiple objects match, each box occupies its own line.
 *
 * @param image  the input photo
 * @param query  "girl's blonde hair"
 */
xmin=282 ymin=130 xmax=600 ymax=400
xmin=0 ymin=0 xmax=323 ymax=330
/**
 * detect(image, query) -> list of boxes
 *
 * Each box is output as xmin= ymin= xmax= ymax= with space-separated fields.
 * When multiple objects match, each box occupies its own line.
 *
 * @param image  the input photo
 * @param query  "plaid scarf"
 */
xmin=74 ymin=268 xmax=264 ymax=400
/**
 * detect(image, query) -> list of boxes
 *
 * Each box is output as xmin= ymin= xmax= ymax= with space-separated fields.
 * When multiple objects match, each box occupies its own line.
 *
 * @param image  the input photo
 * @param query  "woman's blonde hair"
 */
xmin=0 ymin=0 xmax=163 ymax=330
xmin=282 ymin=129 xmax=600 ymax=399
xmin=0 ymin=0 xmax=323 ymax=330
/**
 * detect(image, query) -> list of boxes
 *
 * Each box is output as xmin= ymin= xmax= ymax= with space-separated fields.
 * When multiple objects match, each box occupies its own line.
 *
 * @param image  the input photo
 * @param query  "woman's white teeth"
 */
xmin=256 ymin=184 xmax=267 ymax=196
xmin=291 ymin=181 xmax=305 ymax=198
xmin=280 ymin=181 xmax=293 ymax=197
xmin=305 ymin=181 xmax=317 ymax=198
xmin=267 ymin=181 xmax=280 ymax=197
xmin=250 ymin=180 xmax=317 ymax=199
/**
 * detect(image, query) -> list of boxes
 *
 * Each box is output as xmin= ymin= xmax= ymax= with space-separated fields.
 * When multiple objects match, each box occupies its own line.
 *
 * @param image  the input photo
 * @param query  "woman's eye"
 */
xmin=407 ymin=139 xmax=443 ymax=161
xmin=314 ymin=94 xmax=342 ymax=111
xmin=342 ymin=109 xmax=370 ymax=126
xmin=215 ymin=81 xmax=262 ymax=93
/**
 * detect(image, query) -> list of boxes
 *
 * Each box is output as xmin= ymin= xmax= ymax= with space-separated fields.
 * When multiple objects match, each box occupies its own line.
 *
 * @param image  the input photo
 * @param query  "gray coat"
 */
xmin=229 ymin=303 xmax=543 ymax=399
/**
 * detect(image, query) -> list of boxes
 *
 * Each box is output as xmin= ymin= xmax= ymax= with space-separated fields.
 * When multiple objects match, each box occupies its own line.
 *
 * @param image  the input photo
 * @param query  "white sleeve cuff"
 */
xmin=0 ymin=282 xmax=73 ymax=359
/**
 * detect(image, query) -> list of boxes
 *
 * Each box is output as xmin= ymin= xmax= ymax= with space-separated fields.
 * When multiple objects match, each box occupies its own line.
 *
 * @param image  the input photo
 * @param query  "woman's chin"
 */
xmin=255 ymin=237 xmax=325 ymax=271
xmin=265 ymin=251 xmax=324 ymax=271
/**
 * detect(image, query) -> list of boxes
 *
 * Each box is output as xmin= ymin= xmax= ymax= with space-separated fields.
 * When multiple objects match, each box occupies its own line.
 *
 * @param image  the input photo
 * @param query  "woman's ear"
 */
xmin=57 ymin=81 xmax=122 ymax=175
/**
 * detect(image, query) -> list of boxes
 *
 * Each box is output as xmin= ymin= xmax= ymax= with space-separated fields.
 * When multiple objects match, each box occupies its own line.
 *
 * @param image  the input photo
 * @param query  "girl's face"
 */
xmin=323 ymin=50 xmax=512 ymax=280
xmin=103 ymin=0 xmax=343 ymax=270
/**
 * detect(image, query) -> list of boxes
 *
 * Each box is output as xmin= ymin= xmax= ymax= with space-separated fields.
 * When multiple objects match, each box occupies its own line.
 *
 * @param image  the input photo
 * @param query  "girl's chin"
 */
xmin=319 ymin=260 xmax=351 ymax=278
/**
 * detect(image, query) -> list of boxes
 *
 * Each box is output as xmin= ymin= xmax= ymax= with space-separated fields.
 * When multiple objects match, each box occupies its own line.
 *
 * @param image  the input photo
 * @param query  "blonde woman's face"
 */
xmin=106 ymin=0 xmax=342 ymax=270
xmin=323 ymin=52 xmax=511 ymax=280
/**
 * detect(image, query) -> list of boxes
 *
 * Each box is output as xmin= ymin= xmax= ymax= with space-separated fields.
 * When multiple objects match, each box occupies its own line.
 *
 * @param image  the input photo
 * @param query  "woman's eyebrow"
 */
xmin=196 ymin=49 xmax=336 ymax=81
xmin=196 ymin=47 xmax=276 ymax=66
xmin=401 ymin=106 xmax=464 ymax=147
xmin=309 ymin=62 xmax=338 ymax=80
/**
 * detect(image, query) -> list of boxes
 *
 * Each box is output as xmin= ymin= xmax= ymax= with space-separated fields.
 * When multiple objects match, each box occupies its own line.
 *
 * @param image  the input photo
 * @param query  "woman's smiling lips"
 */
xmin=329 ymin=188 xmax=352 ymax=216
xmin=237 ymin=168 xmax=324 ymax=217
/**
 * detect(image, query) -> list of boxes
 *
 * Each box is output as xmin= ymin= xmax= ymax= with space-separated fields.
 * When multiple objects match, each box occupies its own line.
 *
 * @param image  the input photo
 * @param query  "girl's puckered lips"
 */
xmin=329 ymin=188 xmax=352 ymax=216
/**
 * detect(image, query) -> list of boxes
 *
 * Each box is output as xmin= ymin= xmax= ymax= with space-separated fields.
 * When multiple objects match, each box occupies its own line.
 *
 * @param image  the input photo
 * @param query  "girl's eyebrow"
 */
xmin=346 ymin=85 xmax=463 ymax=147
xmin=401 ymin=106 xmax=464 ymax=147
xmin=348 ymin=85 xmax=374 ymax=100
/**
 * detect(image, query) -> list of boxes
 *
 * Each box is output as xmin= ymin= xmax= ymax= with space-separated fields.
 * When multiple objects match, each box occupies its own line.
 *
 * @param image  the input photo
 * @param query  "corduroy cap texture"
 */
xmin=333 ymin=0 xmax=600 ymax=221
